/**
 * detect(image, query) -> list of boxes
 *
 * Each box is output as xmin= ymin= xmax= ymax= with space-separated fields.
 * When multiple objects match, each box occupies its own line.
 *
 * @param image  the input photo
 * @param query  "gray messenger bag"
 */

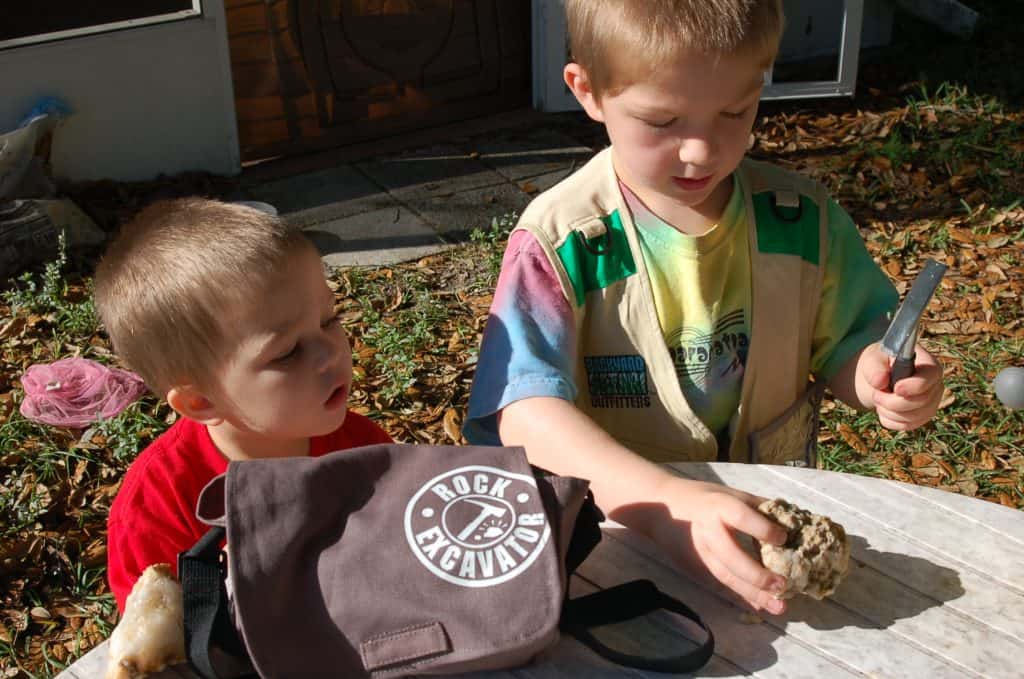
xmin=179 ymin=443 xmax=714 ymax=678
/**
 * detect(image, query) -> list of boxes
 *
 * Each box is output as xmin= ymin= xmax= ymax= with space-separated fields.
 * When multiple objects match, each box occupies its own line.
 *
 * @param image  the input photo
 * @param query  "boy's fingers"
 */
xmin=878 ymin=412 xmax=917 ymax=431
xmin=863 ymin=345 xmax=892 ymax=391
xmin=889 ymin=346 xmax=943 ymax=395
xmin=913 ymin=345 xmax=943 ymax=369
xmin=721 ymin=499 xmax=787 ymax=546
xmin=891 ymin=359 xmax=943 ymax=394
xmin=697 ymin=537 xmax=786 ymax=614
xmin=877 ymin=405 xmax=932 ymax=431
xmin=876 ymin=377 xmax=944 ymax=412
xmin=874 ymin=384 xmax=940 ymax=413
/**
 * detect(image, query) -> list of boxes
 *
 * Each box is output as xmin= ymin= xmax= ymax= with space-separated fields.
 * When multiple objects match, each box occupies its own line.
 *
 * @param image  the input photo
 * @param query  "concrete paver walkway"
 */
xmin=236 ymin=125 xmax=597 ymax=267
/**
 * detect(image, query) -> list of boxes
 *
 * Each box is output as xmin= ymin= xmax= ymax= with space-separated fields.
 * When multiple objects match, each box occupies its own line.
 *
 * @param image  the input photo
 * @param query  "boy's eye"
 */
xmin=644 ymin=117 xmax=677 ymax=129
xmin=722 ymin=108 xmax=750 ymax=120
xmin=274 ymin=344 xmax=300 ymax=362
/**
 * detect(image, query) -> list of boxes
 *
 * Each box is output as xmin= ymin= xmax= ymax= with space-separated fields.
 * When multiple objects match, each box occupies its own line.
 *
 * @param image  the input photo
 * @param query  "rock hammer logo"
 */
xmin=405 ymin=465 xmax=551 ymax=587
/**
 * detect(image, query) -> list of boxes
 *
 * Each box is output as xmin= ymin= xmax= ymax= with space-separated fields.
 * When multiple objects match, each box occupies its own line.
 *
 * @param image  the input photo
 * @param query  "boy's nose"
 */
xmin=678 ymin=136 xmax=716 ymax=167
xmin=314 ymin=331 xmax=349 ymax=374
xmin=311 ymin=339 xmax=338 ymax=374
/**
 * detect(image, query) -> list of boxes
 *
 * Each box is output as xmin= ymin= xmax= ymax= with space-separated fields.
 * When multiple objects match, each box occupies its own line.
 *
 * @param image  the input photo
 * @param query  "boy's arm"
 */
xmin=108 ymin=510 xmax=195 ymax=612
xmin=107 ymin=443 xmax=212 ymax=612
xmin=469 ymin=230 xmax=786 ymax=612
xmin=499 ymin=396 xmax=789 ymax=614
xmin=813 ymin=200 xmax=944 ymax=429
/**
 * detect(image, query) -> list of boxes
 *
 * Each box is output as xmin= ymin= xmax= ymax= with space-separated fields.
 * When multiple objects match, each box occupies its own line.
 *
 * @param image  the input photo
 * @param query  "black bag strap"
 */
xmin=563 ymin=488 xmax=605 ymax=575
xmin=178 ymin=526 xmax=256 ymax=679
xmin=556 ymin=483 xmax=715 ymax=673
xmin=561 ymin=579 xmax=715 ymax=673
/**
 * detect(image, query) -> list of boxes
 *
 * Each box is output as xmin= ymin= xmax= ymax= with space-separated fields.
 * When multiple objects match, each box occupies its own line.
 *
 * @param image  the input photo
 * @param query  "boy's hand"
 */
xmin=499 ymin=398 xmax=791 ymax=613
xmin=857 ymin=341 xmax=944 ymax=430
xmin=649 ymin=481 xmax=790 ymax=615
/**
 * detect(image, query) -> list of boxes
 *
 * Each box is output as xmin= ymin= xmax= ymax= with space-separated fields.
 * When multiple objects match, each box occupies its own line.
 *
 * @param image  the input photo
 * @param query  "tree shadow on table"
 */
xmin=782 ymin=533 xmax=965 ymax=631
xmin=584 ymin=496 xmax=967 ymax=675
xmin=573 ymin=517 xmax=783 ymax=677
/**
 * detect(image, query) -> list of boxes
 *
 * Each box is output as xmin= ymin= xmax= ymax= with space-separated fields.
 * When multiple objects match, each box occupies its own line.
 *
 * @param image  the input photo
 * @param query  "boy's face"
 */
xmin=571 ymin=50 xmax=767 ymax=230
xmin=210 ymin=246 xmax=353 ymax=443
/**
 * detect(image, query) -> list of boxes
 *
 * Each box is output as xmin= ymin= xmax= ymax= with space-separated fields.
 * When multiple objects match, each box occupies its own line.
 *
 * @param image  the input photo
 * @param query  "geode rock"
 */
xmin=105 ymin=563 xmax=185 ymax=679
xmin=758 ymin=499 xmax=850 ymax=600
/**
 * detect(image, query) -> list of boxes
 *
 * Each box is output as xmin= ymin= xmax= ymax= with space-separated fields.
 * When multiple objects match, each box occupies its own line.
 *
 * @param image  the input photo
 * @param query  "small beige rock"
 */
xmin=758 ymin=499 xmax=850 ymax=600
xmin=105 ymin=563 xmax=186 ymax=679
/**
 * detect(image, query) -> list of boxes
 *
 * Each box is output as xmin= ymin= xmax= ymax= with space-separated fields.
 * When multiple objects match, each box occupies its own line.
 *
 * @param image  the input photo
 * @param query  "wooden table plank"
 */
xmin=782 ymin=466 xmax=1024 ymax=584
xmin=590 ymin=529 xmax=987 ymax=678
xmin=668 ymin=463 xmax=1024 ymax=672
xmin=672 ymin=463 xmax=1024 ymax=641
xmin=60 ymin=643 xmax=195 ymax=679
xmin=881 ymin=480 xmax=1024 ymax=544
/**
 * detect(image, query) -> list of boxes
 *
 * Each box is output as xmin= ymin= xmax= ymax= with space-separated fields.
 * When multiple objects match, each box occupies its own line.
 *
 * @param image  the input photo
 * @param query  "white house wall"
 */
xmin=0 ymin=0 xmax=239 ymax=182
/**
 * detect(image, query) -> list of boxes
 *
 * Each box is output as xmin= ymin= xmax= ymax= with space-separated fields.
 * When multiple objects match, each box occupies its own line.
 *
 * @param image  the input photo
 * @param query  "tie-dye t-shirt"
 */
xmin=463 ymin=174 xmax=896 ymax=446
xmin=623 ymin=179 xmax=750 ymax=434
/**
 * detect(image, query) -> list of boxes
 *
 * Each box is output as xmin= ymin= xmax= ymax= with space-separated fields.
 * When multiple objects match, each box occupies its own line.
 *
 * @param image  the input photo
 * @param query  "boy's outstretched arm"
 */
xmin=828 ymin=341 xmax=944 ymax=430
xmin=499 ymin=396 xmax=790 ymax=614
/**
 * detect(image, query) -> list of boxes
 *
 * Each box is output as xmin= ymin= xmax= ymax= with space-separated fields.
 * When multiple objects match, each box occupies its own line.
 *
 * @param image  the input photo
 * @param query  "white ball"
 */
xmin=994 ymin=367 xmax=1024 ymax=409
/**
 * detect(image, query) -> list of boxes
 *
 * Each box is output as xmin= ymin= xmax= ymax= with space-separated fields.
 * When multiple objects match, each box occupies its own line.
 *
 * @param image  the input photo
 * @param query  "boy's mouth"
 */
xmin=672 ymin=175 xmax=713 ymax=191
xmin=324 ymin=384 xmax=348 ymax=409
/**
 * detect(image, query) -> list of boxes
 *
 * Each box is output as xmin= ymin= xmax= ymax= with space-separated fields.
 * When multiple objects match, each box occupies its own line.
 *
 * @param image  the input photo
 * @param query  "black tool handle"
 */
xmin=889 ymin=354 xmax=916 ymax=391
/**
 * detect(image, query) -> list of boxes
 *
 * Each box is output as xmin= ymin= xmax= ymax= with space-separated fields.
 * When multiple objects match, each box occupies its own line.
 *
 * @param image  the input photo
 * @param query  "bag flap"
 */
xmin=219 ymin=444 xmax=591 ymax=678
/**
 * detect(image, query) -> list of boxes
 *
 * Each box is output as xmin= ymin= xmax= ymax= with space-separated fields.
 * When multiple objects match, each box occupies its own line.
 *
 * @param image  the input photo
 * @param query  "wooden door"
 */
xmin=225 ymin=0 xmax=531 ymax=161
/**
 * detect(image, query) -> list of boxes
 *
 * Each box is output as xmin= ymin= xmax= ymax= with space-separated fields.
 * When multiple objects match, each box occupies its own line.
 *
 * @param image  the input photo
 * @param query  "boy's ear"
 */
xmin=166 ymin=385 xmax=224 ymax=426
xmin=564 ymin=63 xmax=605 ymax=123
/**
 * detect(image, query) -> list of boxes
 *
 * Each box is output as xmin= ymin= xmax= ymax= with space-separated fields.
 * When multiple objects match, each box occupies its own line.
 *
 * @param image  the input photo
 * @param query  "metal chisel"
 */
xmin=880 ymin=259 xmax=947 ymax=390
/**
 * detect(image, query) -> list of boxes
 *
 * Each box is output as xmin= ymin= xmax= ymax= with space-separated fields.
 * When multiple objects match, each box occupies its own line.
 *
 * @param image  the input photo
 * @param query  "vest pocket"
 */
xmin=748 ymin=383 xmax=824 ymax=466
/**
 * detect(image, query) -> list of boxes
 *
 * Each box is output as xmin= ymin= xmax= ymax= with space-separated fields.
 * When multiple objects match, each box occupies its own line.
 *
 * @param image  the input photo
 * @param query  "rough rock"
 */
xmin=105 ymin=563 xmax=185 ymax=679
xmin=758 ymin=498 xmax=851 ymax=600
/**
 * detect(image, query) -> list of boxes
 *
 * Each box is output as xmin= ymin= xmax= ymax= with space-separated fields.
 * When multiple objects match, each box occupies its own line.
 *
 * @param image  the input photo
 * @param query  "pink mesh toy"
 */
xmin=19 ymin=357 xmax=147 ymax=428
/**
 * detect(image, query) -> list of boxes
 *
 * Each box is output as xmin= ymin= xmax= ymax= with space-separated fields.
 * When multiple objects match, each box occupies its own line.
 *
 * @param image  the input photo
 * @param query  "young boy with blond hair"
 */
xmin=94 ymin=199 xmax=392 ymax=611
xmin=465 ymin=0 xmax=943 ymax=615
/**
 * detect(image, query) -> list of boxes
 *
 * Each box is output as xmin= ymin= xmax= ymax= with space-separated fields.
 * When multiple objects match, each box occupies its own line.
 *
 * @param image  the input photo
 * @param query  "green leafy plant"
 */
xmin=470 ymin=212 xmax=517 ymax=285
xmin=2 ymin=231 xmax=98 ymax=342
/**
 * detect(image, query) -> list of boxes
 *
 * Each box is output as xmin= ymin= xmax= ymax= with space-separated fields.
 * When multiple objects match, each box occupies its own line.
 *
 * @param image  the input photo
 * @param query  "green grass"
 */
xmin=468 ymin=212 xmax=518 ymax=290
xmin=330 ymin=212 xmax=517 ymax=407
xmin=0 ymin=237 xmax=167 ymax=675
xmin=1 ymin=233 xmax=99 ymax=345
xmin=820 ymin=333 xmax=1024 ymax=505
xmin=340 ymin=267 xmax=458 ymax=405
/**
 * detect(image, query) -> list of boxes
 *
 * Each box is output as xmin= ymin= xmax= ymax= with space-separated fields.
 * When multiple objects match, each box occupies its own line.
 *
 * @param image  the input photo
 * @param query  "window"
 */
xmin=1 ymin=0 xmax=202 ymax=50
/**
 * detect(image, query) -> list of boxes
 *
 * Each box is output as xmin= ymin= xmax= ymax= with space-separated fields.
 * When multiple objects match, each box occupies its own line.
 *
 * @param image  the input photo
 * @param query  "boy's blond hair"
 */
xmin=565 ymin=0 xmax=784 ymax=98
xmin=94 ymin=198 xmax=313 ymax=395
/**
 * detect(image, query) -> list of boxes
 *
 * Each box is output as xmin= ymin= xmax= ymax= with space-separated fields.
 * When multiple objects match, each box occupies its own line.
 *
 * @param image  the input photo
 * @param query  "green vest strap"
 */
xmin=751 ymin=192 xmax=821 ymax=265
xmin=556 ymin=210 xmax=637 ymax=306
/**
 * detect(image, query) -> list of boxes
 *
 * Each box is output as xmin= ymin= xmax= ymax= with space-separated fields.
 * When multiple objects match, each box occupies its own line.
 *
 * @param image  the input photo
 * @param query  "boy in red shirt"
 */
xmin=94 ymin=198 xmax=392 ymax=611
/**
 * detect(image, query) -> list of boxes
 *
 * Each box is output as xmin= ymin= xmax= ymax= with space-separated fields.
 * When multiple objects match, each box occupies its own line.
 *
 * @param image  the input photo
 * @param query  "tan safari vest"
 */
xmin=514 ymin=148 xmax=829 ymax=465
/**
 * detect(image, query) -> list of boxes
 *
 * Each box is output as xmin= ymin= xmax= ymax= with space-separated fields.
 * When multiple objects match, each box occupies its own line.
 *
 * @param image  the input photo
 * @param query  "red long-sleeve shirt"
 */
xmin=107 ymin=413 xmax=392 ymax=611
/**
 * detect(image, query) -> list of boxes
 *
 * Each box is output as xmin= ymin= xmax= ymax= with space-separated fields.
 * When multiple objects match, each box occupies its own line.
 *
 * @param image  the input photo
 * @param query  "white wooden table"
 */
xmin=60 ymin=462 xmax=1024 ymax=678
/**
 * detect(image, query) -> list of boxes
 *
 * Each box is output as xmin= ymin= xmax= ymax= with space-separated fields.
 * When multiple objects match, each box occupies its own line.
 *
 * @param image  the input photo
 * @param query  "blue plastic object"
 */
xmin=18 ymin=97 xmax=72 ymax=127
